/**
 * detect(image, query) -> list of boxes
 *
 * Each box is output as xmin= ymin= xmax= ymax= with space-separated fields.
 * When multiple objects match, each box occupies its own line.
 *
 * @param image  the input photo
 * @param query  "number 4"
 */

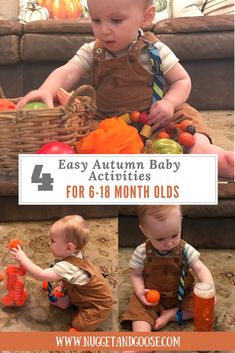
xmin=31 ymin=165 xmax=54 ymax=191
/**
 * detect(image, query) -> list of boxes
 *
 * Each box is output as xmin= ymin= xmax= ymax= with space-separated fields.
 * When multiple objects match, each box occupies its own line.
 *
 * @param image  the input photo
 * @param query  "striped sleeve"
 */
xmin=129 ymin=243 xmax=146 ymax=270
xmin=68 ymin=41 xmax=95 ymax=75
xmin=155 ymin=41 xmax=179 ymax=74
xmin=185 ymin=243 xmax=200 ymax=267
xmin=52 ymin=261 xmax=90 ymax=285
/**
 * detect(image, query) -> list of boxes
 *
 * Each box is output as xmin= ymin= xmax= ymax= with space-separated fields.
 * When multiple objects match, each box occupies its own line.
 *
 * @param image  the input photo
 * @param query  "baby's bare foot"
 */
xmin=153 ymin=309 xmax=177 ymax=330
xmin=190 ymin=134 xmax=234 ymax=178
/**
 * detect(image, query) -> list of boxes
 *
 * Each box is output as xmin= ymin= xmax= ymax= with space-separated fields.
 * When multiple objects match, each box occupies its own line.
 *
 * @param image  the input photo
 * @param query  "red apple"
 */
xmin=36 ymin=142 xmax=75 ymax=154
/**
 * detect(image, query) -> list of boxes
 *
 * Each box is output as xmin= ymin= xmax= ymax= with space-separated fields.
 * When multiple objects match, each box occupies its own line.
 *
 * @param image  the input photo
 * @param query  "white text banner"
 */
xmin=19 ymin=154 xmax=218 ymax=205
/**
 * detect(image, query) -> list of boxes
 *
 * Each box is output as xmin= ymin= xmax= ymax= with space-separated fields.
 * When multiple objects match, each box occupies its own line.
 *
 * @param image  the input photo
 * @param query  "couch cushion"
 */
xmin=0 ymin=21 xmax=23 ymax=35
xmin=0 ymin=21 xmax=22 ymax=64
xmin=154 ymin=15 xmax=234 ymax=61
xmin=0 ymin=64 xmax=23 ymax=98
xmin=157 ymin=31 xmax=233 ymax=61
xmin=20 ymin=33 xmax=94 ymax=62
xmin=118 ymin=183 xmax=235 ymax=218
xmin=21 ymin=19 xmax=94 ymax=62
xmin=0 ymin=197 xmax=117 ymax=221
xmin=0 ymin=35 xmax=21 ymax=65
xmin=0 ymin=36 xmax=20 ymax=64
xmin=185 ymin=199 xmax=235 ymax=217
xmin=186 ymin=60 xmax=234 ymax=109
xmin=23 ymin=18 xmax=93 ymax=33
xmin=155 ymin=14 xmax=234 ymax=33
xmin=118 ymin=214 xmax=235 ymax=248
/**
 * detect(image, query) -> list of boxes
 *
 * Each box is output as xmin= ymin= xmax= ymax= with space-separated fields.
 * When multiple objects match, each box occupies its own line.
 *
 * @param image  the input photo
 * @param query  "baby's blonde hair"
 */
xmin=58 ymin=215 xmax=90 ymax=250
xmin=138 ymin=205 xmax=181 ymax=225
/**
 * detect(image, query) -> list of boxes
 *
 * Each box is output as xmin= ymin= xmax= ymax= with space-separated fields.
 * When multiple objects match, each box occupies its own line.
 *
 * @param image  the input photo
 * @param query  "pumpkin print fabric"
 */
xmin=21 ymin=2 xmax=49 ymax=23
xmin=20 ymin=0 xmax=167 ymax=23
xmin=37 ymin=0 xmax=87 ymax=19
xmin=20 ymin=0 xmax=88 ymax=23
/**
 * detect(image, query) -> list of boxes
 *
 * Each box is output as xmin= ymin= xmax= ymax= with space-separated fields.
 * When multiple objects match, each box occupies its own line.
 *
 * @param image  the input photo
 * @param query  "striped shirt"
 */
xmin=129 ymin=242 xmax=200 ymax=271
xmin=69 ymin=36 xmax=179 ymax=76
xmin=52 ymin=252 xmax=90 ymax=285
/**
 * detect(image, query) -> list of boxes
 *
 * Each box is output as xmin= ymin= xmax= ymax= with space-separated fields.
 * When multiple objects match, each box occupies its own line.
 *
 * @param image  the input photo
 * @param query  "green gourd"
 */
xmin=152 ymin=138 xmax=183 ymax=154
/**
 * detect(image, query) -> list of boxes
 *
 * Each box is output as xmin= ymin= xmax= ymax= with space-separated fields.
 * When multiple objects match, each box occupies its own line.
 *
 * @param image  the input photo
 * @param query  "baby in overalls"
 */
xmin=10 ymin=215 xmax=113 ymax=332
xmin=121 ymin=205 xmax=215 ymax=336
xmin=17 ymin=0 xmax=234 ymax=178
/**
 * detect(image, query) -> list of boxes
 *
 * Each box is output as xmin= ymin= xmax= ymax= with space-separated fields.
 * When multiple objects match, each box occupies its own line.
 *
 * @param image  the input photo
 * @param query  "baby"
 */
xmin=17 ymin=0 xmax=234 ymax=178
xmin=121 ymin=205 xmax=215 ymax=337
xmin=10 ymin=215 xmax=113 ymax=332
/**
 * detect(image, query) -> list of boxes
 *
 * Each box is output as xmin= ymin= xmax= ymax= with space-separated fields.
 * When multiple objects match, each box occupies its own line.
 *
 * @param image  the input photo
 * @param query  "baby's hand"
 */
xmin=16 ymin=89 xmax=54 ymax=109
xmin=148 ymin=99 xmax=174 ymax=131
xmin=137 ymin=289 xmax=156 ymax=307
xmin=53 ymin=282 xmax=65 ymax=297
xmin=10 ymin=245 xmax=27 ymax=263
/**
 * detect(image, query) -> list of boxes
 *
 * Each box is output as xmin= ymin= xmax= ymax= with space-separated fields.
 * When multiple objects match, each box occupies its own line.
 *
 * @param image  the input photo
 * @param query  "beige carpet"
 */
xmin=200 ymin=110 xmax=234 ymax=150
xmin=0 ymin=219 xmax=118 ymax=333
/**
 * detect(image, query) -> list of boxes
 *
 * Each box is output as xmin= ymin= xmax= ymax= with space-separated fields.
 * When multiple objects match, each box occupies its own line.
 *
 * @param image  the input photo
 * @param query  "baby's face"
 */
xmin=140 ymin=209 xmax=182 ymax=254
xmin=49 ymin=221 xmax=68 ymax=258
xmin=88 ymin=0 xmax=154 ymax=55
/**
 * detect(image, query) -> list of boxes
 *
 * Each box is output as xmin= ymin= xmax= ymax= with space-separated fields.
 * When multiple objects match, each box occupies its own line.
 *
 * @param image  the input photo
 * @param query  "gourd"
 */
xmin=151 ymin=138 xmax=183 ymax=154
xmin=37 ymin=0 xmax=83 ymax=19
xmin=22 ymin=1 xmax=49 ymax=23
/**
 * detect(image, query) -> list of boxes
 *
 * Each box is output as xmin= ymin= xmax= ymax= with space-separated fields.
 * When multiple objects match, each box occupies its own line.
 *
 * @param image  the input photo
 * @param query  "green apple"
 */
xmin=152 ymin=138 xmax=183 ymax=154
xmin=25 ymin=101 xmax=48 ymax=109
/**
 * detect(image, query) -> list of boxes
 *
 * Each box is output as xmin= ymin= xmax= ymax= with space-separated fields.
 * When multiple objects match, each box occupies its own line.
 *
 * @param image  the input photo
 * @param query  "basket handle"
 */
xmin=0 ymin=87 xmax=6 ymax=99
xmin=66 ymin=84 xmax=97 ymax=112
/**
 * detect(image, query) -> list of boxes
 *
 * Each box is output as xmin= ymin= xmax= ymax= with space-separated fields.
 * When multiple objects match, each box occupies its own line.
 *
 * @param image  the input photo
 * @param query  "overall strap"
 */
xmin=93 ymin=39 xmax=106 ymax=59
xmin=176 ymin=246 xmax=189 ymax=324
xmin=148 ymin=44 xmax=164 ymax=102
xmin=141 ymin=31 xmax=164 ymax=102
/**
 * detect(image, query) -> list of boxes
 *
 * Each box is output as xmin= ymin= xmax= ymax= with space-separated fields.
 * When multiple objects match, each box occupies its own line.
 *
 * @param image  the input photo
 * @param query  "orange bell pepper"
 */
xmin=0 ymin=99 xmax=16 ymax=111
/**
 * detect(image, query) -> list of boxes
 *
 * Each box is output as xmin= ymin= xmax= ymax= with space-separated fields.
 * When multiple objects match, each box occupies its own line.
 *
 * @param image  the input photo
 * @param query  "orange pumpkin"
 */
xmin=38 ymin=0 xmax=83 ymax=19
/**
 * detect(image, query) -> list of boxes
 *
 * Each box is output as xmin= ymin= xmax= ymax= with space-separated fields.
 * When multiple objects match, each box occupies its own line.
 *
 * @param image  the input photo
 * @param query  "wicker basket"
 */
xmin=0 ymin=85 xmax=96 ymax=175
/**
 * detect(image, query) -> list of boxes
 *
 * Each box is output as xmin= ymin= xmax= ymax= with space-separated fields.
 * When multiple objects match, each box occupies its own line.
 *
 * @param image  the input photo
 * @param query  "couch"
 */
xmin=0 ymin=15 xmax=234 ymax=108
xmin=0 ymin=15 xmax=234 ymax=248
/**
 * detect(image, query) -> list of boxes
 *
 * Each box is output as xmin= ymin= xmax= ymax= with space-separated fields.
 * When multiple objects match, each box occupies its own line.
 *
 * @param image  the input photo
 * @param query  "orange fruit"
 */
xmin=145 ymin=289 xmax=160 ymax=304
xmin=178 ymin=132 xmax=195 ymax=148
xmin=155 ymin=131 xmax=170 ymax=139
xmin=130 ymin=111 xmax=141 ymax=122
xmin=180 ymin=119 xmax=192 ymax=131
